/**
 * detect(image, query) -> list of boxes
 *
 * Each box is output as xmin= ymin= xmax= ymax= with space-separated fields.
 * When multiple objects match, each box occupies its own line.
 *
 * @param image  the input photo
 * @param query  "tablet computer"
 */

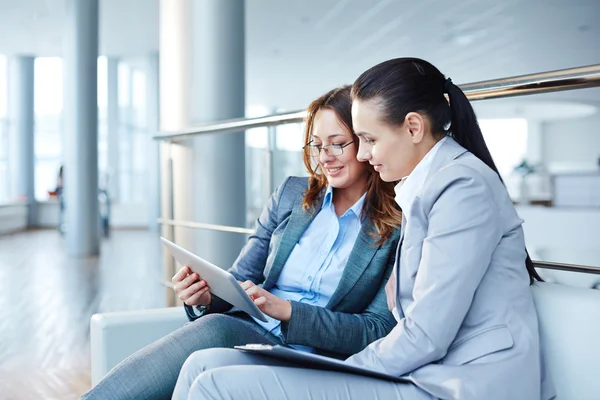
xmin=235 ymin=344 xmax=410 ymax=383
xmin=161 ymin=237 xmax=268 ymax=322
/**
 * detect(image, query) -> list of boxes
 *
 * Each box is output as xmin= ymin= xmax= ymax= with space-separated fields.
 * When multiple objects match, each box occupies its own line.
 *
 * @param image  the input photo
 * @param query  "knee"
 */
xmin=188 ymin=369 xmax=226 ymax=398
xmin=180 ymin=348 xmax=235 ymax=378
xmin=191 ymin=313 xmax=241 ymax=345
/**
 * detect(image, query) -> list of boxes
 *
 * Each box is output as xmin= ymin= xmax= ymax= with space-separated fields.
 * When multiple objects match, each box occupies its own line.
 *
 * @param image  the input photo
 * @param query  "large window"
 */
xmin=245 ymin=106 xmax=307 ymax=224
xmin=478 ymin=118 xmax=528 ymax=199
xmin=479 ymin=118 xmax=528 ymax=178
xmin=116 ymin=63 xmax=148 ymax=203
xmin=0 ymin=55 xmax=9 ymax=203
xmin=34 ymin=57 xmax=63 ymax=201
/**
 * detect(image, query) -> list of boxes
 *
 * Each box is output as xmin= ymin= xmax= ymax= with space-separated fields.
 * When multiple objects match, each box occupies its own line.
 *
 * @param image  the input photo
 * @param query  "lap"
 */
xmin=191 ymin=364 xmax=433 ymax=400
xmin=177 ymin=349 xmax=433 ymax=400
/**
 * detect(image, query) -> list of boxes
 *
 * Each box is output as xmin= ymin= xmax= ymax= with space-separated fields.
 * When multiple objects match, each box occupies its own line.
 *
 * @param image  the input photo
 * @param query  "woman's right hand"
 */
xmin=172 ymin=266 xmax=212 ymax=307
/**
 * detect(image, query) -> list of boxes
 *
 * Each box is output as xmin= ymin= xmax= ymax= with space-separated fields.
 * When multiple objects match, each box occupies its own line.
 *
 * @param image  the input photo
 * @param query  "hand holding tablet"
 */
xmin=161 ymin=237 xmax=269 ymax=322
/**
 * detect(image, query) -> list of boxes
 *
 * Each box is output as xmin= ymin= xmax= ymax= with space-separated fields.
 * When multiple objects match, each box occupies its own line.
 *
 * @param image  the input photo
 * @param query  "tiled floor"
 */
xmin=0 ymin=229 xmax=167 ymax=400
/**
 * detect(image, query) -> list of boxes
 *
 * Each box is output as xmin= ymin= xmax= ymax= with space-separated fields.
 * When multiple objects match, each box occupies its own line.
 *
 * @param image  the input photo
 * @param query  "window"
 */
xmin=34 ymin=57 xmax=63 ymax=201
xmin=479 ymin=118 xmax=528 ymax=178
xmin=479 ymin=118 xmax=528 ymax=200
xmin=117 ymin=63 xmax=148 ymax=203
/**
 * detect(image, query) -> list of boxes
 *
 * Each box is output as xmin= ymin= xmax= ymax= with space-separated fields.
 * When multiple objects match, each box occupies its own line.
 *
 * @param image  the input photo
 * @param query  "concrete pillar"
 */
xmin=527 ymin=119 xmax=544 ymax=165
xmin=106 ymin=57 xmax=119 ymax=201
xmin=191 ymin=0 xmax=246 ymax=269
xmin=8 ymin=56 xmax=35 ymax=225
xmin=159 ymin=0 xmax=193 ymax=305
xmin=63 ymin=0 xmax=100 ymax=257
xmin=159 ymin=0 xmax=246 ymax=272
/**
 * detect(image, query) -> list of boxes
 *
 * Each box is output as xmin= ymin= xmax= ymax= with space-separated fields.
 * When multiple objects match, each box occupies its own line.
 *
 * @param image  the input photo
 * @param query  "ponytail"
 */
xmin=445 ymin=79 xmax=542 ymax=284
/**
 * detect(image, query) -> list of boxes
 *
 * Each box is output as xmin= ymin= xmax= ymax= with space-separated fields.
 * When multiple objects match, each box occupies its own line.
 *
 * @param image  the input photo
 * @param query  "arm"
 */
xmin=185 ymin=177 xmax=294 ymax=320
xmin=227 ymin=176 xmax=293 ymax=283
xmin=279 ymin=246 xmax=398 ymax=356
xmin=346 ymin=166 xmax=503 ymax=375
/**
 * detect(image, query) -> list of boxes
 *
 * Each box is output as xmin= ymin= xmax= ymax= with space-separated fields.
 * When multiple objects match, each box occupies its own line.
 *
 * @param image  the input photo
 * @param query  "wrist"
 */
xmin=196 ymin=295 xmax=213 ymax=313
xmin=280 ymin=299 xmax=292 ymax=322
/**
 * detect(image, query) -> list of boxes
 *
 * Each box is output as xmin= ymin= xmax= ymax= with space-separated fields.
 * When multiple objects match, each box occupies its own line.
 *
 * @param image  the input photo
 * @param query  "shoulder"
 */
xmin=269 ymin=176 xmax=310 ymax=218
xmin=275 ymin=176 xmax=309 ymax=202
xmin=420 ymin=155 xmax=500 ymax=212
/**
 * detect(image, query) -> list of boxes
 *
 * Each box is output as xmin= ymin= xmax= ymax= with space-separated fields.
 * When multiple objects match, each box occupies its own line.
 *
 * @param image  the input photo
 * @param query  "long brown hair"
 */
xmin=302 ymin=85 xmax=402 ymax=245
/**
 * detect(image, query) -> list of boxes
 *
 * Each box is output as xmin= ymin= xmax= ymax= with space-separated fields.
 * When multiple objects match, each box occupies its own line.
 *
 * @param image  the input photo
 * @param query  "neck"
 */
xmin=331 ymin=178 xmax=368 ymax=217
xmin=407 ymin=134 xmax=442 ymax=176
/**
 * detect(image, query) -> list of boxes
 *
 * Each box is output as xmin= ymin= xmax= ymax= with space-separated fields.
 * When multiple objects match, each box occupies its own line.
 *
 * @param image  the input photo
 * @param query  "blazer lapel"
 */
xmin=263 ymin=200 xmax=321 ymax=289
xmin=327 ymin=221 xmax=380 ymax=309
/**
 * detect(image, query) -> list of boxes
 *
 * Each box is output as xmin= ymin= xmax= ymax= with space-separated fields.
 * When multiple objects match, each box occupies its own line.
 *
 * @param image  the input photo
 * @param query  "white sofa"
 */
xmin=90 ymin=282 xmax=600 ymax=399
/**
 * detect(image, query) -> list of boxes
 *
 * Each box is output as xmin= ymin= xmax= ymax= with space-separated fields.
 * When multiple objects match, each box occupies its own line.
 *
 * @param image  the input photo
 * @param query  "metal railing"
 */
xmin=155 ymin=63 xmax=600 ymax=297
xmin=534 ymin=261 xmax=600 ymax=275
xmin=154 ymin=64 xmax=600 ymax=142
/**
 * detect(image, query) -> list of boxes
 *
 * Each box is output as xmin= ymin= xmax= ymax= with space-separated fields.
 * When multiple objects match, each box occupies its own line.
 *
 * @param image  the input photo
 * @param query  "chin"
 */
xmin=377 ymin=171 xmax=395 ymax=182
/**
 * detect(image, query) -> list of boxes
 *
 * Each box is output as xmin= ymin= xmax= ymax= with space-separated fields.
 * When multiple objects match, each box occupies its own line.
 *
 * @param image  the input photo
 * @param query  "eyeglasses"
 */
xmin=303 ymin=140 xmax=355 ymax=157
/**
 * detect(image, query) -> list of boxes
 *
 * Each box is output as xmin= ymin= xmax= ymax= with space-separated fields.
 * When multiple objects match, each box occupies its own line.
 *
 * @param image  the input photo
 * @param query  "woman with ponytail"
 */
xmin=167 ymin=59 xmax=555 ymax=400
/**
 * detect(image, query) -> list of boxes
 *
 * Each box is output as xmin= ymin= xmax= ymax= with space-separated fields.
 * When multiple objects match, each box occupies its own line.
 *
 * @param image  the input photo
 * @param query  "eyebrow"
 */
xmin=311 ymin=133 xmax=345 ymax=140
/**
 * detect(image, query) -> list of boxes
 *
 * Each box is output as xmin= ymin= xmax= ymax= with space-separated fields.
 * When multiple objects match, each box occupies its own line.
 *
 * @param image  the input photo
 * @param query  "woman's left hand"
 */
xmin=240 ymin=280 xmax=292 ymax=321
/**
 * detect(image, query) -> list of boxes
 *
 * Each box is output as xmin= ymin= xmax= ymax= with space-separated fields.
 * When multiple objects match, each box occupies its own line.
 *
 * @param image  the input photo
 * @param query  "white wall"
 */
xmin=517 ymin=205 xmax=600 ymax=288
xmin=3 ymin=201 xmax=150 ymax=230
xmin=542 ymin=111 xmax=600 ymax=171
xmin=0 ymin=204 xmax=27 ymax=234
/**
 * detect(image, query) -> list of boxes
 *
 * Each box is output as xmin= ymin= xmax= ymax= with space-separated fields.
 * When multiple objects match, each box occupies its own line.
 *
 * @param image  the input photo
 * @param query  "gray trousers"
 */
xmin=174 ymin=348 xmax=434 ymax=400
xmin=80 ymin=313 xmax=283 ymax=400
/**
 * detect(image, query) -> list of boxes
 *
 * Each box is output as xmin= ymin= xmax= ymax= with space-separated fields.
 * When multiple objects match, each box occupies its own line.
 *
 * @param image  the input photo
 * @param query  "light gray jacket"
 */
xmin=347 ymin=138 xmax=555 ymax=399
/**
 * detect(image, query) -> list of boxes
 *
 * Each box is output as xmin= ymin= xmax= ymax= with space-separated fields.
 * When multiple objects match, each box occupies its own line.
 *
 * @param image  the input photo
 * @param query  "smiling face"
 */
xmin=311 ymin=108 xmax=369 ymax=195
xmin=352 ymin=99 xmax=433 ymax=182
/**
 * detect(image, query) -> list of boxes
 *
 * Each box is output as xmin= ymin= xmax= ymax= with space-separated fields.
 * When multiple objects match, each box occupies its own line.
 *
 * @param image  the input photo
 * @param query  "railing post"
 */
xmin=161 ymin=142 xmax=177 ymax=307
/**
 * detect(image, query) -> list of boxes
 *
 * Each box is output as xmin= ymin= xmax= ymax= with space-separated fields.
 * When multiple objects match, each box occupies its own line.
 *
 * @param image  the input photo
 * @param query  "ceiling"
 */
xmin=0 ymin=0 xmax=599 ymax=111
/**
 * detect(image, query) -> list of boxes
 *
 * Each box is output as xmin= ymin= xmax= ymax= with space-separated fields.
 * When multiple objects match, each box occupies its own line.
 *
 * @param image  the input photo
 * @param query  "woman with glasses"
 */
xmin=82 ymin=85 xmax=402 ymax=400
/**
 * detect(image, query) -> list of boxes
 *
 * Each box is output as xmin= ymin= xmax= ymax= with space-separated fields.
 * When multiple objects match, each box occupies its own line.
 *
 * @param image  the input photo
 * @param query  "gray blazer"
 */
xmin=347 ymin=138 xmax=555 ymax=399
xmin=188 ymin=176 xmax=399 ymax=357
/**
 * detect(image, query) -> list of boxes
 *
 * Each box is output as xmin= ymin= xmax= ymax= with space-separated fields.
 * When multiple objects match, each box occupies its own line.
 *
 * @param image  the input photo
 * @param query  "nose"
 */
xmin=356 ymin=142 xmax=371 ymax=162
xmin=318 ymin=148 xmax=335 ymax=164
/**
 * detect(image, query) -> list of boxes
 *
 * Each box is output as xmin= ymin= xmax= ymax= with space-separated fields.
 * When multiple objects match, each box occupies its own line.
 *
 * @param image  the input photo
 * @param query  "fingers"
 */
xmin=179 ymin=279 xmax=207 ymax=300
xmin=240 ymin=280 xmax=255 ymax=290
xmin=172 ymin=265 xmax=191 ymax=284
xmin=253 ymin=296 xmax=267 ymax=307
xmin=185 ymin=285 xmax=212 ymax=307
xmin=244 ymin=284 xmax=264 ymax=301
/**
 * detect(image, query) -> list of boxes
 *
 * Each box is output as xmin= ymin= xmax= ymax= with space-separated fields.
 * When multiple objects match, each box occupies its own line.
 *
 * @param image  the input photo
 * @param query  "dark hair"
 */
xmin=302 ymin=85 xmax=402 ymax=245
xmin=352 ymin=58 xmax=541 ymax=284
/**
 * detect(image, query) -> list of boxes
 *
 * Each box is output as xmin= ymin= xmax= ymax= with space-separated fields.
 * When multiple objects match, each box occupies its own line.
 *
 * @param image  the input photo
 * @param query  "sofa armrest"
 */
xmin=90 ymin=307 xmax=188 ymax=386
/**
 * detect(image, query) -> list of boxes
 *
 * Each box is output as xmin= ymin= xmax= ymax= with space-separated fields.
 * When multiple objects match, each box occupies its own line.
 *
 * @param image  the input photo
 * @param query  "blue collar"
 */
xmin=322 ymin=185 xmax=366 ymax=219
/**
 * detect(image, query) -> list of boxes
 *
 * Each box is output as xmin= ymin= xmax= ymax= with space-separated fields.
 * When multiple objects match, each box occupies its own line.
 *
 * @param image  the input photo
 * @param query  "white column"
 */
xmin=191 ymin=0 xmax=246 ymax=268
xmin=159 ymin=0 xmax=194 ymax=300
xmin=159 ymin=0 xmax=246 ymax=270
xmin=527 ymin=119 xmax=544 ymax=165
xmin=106 ymin=57 xmax=120 ymax=201
xmin=63 ymin=0 xmax=100 ymax=257
xmin=8 ymin=55 xmax=35 ymax=225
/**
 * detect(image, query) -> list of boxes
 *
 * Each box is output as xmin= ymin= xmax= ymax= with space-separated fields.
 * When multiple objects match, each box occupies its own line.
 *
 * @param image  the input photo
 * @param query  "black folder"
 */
xmin=235 ymin=344 xmax=410 ymax=383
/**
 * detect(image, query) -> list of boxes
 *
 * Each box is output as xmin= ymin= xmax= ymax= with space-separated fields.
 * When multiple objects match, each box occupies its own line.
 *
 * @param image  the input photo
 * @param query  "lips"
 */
xmin=373 ymin=164 xmax=382 ymax=172
xmin=325 ymin=166 xmax=344 ymax=175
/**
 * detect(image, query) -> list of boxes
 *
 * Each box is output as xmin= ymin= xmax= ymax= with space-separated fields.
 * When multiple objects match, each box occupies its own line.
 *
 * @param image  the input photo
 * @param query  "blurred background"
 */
xmin=0 ymin=0 xmax=599 ymax=398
